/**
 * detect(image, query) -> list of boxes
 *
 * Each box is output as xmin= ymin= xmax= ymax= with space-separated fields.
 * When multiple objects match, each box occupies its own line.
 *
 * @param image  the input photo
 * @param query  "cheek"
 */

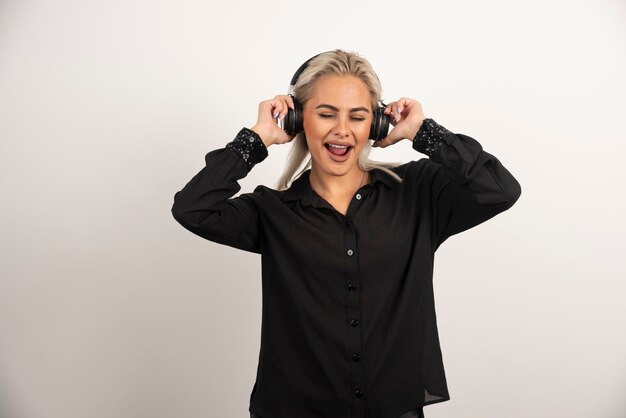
xmin=304 ymin=136 xmax=322 ymax=153
xmin=356 ymin=125 xmax=371 ymax=142
xmin=357 ymin=120 xmax=372 ymax=137
xmin=357 ymin=140 xmax=371 ymax=154
xmin=303 ymin=121 xmax=325 ymax=142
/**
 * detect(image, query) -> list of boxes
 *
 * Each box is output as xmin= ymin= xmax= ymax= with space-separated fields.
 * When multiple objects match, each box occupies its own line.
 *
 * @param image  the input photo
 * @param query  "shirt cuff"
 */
xmin=412 ymin=118 xmax=452 ymax=157
xmin=225 ymin=127 xmax=269 ymax=171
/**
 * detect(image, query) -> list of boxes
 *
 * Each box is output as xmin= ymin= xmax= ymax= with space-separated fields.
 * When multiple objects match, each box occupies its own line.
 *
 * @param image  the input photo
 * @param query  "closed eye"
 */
xmin=319 ymin=114 xmax=366 ymax=121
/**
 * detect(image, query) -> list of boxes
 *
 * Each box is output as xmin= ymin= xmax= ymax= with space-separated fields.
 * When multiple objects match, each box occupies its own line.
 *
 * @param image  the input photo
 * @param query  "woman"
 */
xmin=172 ymin=50 xmax=521 ymax=418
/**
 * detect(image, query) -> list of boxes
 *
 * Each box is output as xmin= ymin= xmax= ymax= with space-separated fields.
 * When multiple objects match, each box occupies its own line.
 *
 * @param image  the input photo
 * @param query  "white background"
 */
xmin=1 ymin=0 xmax=625 ymax=417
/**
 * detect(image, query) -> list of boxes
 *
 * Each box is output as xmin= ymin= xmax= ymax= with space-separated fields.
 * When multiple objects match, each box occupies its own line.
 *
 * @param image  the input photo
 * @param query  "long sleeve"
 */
xmin=171 ymin=127 xmax=268 ymax=254
xmin=412 ymin=118 xmax=522 ymax=250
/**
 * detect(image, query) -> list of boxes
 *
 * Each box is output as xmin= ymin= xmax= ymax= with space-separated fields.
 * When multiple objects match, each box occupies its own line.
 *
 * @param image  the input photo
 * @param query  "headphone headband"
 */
xmin=288 ymin=53 xmax=323 ymax=95
xmin=284 ymin=50 xmax=389 ymax=140
xmin=288 ymin=51 xmax=383 ymax=100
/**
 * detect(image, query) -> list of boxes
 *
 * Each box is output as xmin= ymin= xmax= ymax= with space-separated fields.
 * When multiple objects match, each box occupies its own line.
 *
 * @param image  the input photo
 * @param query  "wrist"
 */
xmin=225 ymin=127 xmax=269 ymax=171
xmin=405 ymin=118 xmax=425 ymax=142
xmin=412 ymin=118 xmax=452 ymax=156
xmin=250 ymin=125 xmax=273 ymax=148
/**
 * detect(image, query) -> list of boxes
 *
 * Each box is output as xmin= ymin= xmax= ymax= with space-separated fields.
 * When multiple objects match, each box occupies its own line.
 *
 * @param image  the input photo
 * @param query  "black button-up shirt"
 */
xmin=171 ymin=119 xmax=522 ymax=418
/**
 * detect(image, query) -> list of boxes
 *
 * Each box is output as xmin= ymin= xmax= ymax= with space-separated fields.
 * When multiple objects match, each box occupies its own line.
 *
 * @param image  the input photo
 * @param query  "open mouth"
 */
xmin=324 ymin=143 xmax=353 ymax=157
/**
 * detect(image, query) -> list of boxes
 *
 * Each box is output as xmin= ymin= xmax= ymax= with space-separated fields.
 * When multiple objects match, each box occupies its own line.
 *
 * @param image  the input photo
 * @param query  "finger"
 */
xmin=396 ymin=97 xmax=414 ymax=114
xmin=386 ymin=99 xmax=402 ymax=122
xmin=271 ymin=104 xmax=280 ymax=121
xmin=373 ymin=133 xmax=393 ymax=148
xmin=383 ymin=101 xmax=397 ymax=122
xmin=373 ymin=137 xmax=390 ymax=148
xmin=260 ymin=99 xmax=284 ymax=131
xmin=392 ymin=104 xmax=402 ymax=123
xmin=387 ymin=108 xmax=400 ymax=126
xmin=383 ymin=101 xmax=395 ymax=116
xmin=271 ymin=96 xmax=285 ymax=116
xmin=380 ymin=127 xmax=402 ymax=147
xmin=280 ymin=98 xmax=291 ymax=119
xmin=398 ymin=97 xmax=410 ymax=110
xmin=271 ymin=97 xmax=285 ymax=120
xmin=396 ymin=98 xmax=405 ymax=113
xmin=277 ymin=95 xmax=294 ymax=119
xmin=265 ymin=99 xmax=279 ymax=119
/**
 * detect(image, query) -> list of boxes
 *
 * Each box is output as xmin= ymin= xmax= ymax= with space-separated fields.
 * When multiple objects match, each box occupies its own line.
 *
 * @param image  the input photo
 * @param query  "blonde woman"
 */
xmin=172 ymin=49 xmax=522 ymax=418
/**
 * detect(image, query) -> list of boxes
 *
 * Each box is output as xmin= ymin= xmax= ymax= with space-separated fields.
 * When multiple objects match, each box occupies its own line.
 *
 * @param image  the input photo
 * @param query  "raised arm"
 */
xmin=171 ymin=128 xmax=268 ymax=253
xmin=412 ymin=118 xmax=522 ymax=249
xmin=171 ymin=95 xmax=296 ymax=253
xmin=377 ymin=98 xmax=522 ymax=250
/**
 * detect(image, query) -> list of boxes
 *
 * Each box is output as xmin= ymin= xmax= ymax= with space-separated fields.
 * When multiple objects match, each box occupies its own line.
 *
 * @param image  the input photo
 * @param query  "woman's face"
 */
xmin=302 ymin=74 xmax=372 ymax=178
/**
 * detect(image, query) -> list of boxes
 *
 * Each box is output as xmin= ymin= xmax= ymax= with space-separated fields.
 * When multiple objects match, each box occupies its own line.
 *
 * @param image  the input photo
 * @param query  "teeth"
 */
xmin=327 ymin=144 xmax=348 ymax=149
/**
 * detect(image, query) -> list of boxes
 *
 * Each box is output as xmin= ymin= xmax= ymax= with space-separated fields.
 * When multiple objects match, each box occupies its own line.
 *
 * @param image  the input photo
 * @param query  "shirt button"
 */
xmin=347 ymin=283 xmax=357 ymax=291
xmin=347 ymin=249 xmax=354 ymax=256
xmin=352 ymin=353 xmax=360 ymax=361
xmin=354 ymin=389 xmax=363 ymax=398
xmin=355 ymin=193 xmax=362 ymax=200
xmin=350 ymin=318 xmax=359 ymax=327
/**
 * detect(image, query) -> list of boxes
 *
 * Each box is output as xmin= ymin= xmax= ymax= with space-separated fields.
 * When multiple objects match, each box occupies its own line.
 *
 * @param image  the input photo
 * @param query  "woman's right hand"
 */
xmin=250 ymin=95 xmax=297 ymax=148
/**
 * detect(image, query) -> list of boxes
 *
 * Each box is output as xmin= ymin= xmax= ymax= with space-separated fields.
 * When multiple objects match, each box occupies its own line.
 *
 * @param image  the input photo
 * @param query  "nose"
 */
xmin=333 ymin=115 xmax=350 ymax=137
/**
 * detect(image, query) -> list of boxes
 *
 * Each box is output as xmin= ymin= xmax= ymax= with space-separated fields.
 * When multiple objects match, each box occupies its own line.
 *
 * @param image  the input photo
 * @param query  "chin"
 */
xmin=320 ymin=153 xmax=360 ymax=175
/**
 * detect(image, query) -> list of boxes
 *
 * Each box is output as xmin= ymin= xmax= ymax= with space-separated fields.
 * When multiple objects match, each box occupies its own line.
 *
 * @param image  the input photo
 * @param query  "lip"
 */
xmin=324 ymin=141 xmax=354 ymax=147
xmin=324 ymin=143 xmax=353 ymax=162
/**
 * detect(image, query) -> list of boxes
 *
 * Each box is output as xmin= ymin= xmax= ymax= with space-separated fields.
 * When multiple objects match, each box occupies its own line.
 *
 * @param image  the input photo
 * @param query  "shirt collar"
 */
xmin=283 ymin=167 xmax=400 ymax=206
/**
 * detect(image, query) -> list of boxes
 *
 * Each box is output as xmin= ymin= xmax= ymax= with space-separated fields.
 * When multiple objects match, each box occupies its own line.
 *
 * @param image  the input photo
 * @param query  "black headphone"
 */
xmin=282 ymin=52 xmax=390 ymax=141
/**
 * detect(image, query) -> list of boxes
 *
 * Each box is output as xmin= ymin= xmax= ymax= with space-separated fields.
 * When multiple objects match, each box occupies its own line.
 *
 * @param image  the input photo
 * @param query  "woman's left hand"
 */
xmin=373 ymin=98 xmax=426 ymax=148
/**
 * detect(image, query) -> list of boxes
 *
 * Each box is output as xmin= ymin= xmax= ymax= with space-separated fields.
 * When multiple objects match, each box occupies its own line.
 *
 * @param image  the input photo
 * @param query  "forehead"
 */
xmin=309 ymin=74 xmax=371 ymax=105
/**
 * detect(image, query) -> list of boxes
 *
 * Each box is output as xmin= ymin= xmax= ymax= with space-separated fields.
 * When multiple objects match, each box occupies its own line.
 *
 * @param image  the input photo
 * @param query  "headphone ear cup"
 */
xmin=369 ymin=109 xmax=380 ymax=140
xmin=370 ymin=106 xmax=390 ymax=141
xmin=284 ymin=97 xmax=303 ymax=136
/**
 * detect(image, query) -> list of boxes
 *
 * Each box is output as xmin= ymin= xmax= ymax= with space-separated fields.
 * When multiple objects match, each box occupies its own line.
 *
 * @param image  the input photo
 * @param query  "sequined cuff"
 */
xmin=412 ymin=118 xmax=452 ymax=157
xmin=225 ymin=127 xmax=269 ymax=171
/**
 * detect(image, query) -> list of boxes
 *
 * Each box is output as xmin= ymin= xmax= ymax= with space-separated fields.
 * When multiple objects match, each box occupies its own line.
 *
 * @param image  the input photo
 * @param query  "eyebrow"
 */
xmin=315 ymin=104 xmax=370 ymax=113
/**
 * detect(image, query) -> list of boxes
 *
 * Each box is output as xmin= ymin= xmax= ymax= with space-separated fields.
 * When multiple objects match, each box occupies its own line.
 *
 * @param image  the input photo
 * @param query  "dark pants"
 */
xmin=250 ymin=407 xmax=424 ymax=418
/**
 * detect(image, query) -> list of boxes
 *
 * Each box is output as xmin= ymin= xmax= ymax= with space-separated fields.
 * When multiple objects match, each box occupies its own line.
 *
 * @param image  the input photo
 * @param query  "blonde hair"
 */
xmin=275 ymin=49 xmax=404 ymax=190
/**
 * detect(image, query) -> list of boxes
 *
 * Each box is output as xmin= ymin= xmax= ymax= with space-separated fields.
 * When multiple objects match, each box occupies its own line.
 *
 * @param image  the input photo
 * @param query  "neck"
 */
xmin=309 ymin=165 xmax=369 ymax=198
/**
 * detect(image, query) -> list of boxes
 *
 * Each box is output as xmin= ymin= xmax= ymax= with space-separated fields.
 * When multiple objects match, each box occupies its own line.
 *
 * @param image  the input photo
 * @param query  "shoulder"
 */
xmin=247 ymin=184 xmax=287 ymax=200
xmin=246 ymin=184 xmax=273 ymax=196
xmin=387 ymin=157 xmax=439 ymax=183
